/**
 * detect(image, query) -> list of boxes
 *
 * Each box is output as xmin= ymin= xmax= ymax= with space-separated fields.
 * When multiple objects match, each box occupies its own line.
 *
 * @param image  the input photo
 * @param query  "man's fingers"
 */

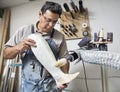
xmin=57 ymin=84 xmax=68 ymax=89
xmin=24 ymin=38 xmax=36 ymax=47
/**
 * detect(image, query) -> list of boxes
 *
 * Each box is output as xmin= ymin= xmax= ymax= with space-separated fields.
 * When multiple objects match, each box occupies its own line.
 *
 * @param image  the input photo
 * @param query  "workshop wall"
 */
xmin=9 ymin=0 xmax=120 ymax=92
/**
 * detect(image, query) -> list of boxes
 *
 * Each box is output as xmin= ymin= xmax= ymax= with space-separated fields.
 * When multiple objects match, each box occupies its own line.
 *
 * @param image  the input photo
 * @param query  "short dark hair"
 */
xmin=41 ymin=1 xmax=62 ymax=17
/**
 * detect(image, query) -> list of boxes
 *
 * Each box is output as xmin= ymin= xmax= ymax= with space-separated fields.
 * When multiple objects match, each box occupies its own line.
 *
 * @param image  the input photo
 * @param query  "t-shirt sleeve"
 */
xmin=4 ymin=24 xmax=34 ymax=48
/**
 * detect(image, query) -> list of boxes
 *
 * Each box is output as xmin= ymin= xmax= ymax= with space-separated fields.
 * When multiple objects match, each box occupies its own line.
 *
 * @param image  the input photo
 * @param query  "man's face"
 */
xmin=39 ymin=10 xmax=59 ymax=33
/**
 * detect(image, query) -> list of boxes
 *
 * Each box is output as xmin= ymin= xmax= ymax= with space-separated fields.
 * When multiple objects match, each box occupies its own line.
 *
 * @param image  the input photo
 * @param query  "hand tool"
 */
xmin=63 ymin=3 xmax=75 ymax=19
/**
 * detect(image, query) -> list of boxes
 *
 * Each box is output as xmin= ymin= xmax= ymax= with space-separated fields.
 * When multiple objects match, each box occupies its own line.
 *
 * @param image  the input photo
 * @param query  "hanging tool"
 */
xmin=79 ymin=0 xmax=85 ymax=13
xmin=70 ymin=0 xmax=78 ymax=13
xmin=68 ymin=24 xmax=78 ymax=37
xmin=64 ymin=28 xmax=73 ymax=37
xmin=71 ymin=24 xmax=77 ymax=32
xmin=64 ymin=25 xmax=73 ymax=37
xmin=63 ymin=3 xmax=75 ymax=19
xmin=60 ymin=24 xmax=70 ymax=37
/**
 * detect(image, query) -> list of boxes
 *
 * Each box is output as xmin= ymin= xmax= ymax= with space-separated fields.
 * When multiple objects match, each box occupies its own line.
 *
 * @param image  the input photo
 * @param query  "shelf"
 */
xmin=92 ymin=41 xmax=112 ymax=44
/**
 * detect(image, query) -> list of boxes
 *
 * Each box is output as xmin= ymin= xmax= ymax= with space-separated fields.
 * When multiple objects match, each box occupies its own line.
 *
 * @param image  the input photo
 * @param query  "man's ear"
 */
xmin=39 ymin=11 xmax=42 ymax=16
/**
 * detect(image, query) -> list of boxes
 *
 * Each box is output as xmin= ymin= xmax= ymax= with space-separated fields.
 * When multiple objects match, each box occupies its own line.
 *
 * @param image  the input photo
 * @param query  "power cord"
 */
xmin=82 ymin=60 xmax=89 ymax=92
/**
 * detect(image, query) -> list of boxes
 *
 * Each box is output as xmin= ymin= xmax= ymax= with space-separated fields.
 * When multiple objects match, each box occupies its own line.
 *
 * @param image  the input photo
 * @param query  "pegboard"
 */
xmin=60 ymin=8 xmax=91 ymax=40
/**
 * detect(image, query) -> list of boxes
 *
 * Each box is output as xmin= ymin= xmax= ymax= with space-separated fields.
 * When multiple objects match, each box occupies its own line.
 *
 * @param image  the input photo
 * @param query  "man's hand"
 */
xmin=3 ymin=37 xmax=37 ymax=59
xmin=16 ymin=37 xmax=36 ymax=52
xmin=57 ymin=83 xmax=68 ymax=89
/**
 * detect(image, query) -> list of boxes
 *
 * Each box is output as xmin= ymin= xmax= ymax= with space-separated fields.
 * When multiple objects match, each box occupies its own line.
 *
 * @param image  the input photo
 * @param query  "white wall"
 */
xmin=10 ymin=0 xmax=120 ymax=92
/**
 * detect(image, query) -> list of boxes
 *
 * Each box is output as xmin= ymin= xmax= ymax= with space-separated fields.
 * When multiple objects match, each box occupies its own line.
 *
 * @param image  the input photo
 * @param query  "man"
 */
xmin=3 ymin=1 xmax=69 ymax=92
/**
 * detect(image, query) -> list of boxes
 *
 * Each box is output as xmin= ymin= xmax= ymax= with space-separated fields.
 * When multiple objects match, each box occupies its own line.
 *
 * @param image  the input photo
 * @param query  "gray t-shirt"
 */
xmin=4 ymin=24 xmax=68 ymax=92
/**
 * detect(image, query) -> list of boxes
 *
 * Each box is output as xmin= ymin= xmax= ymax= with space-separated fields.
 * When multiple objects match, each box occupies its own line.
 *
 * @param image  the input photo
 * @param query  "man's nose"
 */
xmin=49 ymin=22 xmax=55 ymax=27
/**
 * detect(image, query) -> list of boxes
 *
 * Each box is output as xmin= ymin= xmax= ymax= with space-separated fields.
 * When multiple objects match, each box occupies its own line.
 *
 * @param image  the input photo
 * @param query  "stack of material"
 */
xmin=0 ymin=9 xmax=10 ymax=78
xmin=0 ymin=9 xmax=16 ymax=92
xmin=0 ymin=9 xmax=20 ymax=92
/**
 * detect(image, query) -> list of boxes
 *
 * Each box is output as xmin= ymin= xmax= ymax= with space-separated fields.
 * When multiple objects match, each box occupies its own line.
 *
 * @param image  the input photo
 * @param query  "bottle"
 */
xmin=98 ymin=28 xmax=104 ymax=42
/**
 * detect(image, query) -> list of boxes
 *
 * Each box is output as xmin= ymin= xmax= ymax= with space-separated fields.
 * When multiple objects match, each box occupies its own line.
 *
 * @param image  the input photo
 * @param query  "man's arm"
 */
xmin=60 ymin=61 xmax=69 ymax=73
xmin=59 ymin=35 xmax=70 ymax=73
xmin=3 ymin=46 xmax=21 ymax=59
xmin=4 ymin=38 xmax=36 ymax=59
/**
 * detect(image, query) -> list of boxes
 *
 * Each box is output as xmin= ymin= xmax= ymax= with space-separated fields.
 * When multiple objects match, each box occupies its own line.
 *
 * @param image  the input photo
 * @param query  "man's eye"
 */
xmin=47 ymin=19 xmax=51 ymax=22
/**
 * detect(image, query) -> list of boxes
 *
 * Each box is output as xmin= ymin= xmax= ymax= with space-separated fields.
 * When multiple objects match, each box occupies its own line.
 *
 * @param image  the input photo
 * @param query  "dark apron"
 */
xmin=20 ymin=28 xmax=61 ymax=92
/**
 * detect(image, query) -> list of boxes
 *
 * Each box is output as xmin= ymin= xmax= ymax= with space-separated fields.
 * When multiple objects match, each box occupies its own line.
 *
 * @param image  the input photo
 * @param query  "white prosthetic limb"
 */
xmin=28 ymin=33 xmax=79 ymax=87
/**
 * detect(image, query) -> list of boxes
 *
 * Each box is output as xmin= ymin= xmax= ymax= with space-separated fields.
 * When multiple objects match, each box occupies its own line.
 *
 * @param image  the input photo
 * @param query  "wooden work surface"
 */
xmin=60 ymin=8 xmax=91 ymax=40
